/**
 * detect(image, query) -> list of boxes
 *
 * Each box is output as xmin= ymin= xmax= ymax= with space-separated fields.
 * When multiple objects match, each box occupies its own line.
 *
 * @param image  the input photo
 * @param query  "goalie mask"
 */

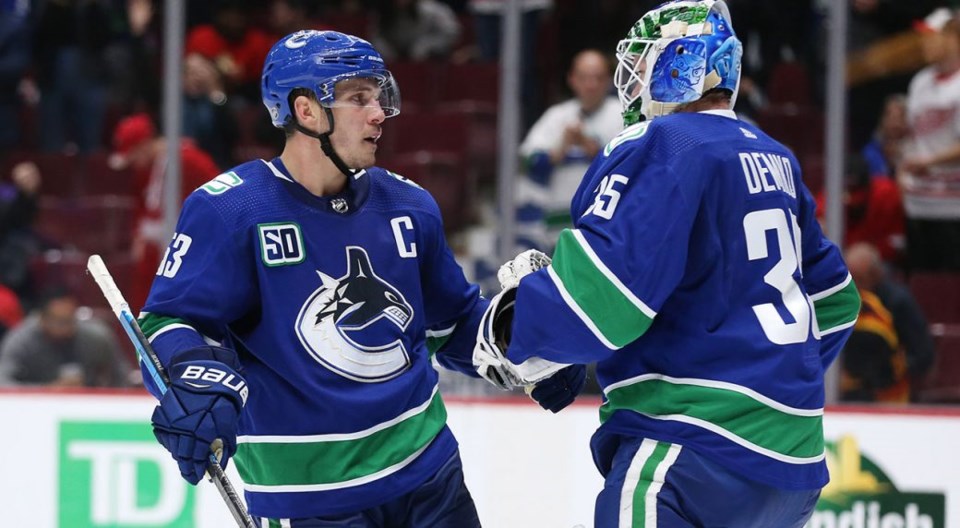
xmin=615 ymin=0 xmax=743 ymax=126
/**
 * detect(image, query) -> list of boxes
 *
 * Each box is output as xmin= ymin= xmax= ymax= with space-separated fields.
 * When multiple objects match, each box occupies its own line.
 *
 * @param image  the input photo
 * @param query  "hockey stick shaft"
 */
xmin=86 ymin=255 xmax=257 ymax=528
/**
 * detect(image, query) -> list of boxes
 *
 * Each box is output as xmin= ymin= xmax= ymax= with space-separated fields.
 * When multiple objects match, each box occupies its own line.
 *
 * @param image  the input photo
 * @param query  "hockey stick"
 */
xmin=86 ymin=255 xmax=257 ymax=528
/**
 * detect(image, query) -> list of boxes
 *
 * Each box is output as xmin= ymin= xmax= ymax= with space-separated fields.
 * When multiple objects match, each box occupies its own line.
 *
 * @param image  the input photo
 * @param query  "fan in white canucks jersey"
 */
xmin=473 ymin=2 xmax=861 ymax=527
xmin=138 ymin=30 xmax=585 ymax=527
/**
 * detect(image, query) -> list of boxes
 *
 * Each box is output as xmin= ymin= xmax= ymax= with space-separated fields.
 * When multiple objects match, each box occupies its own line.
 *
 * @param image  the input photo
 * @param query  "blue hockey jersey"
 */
xmin=139 ymin=158 xmax=485 ymax=518
xmin=507 ymin=109 xmax=860 ymax=490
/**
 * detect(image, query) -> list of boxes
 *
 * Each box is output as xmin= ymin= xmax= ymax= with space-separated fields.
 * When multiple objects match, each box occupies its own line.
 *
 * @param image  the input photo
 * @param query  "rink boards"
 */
xmin=0 ymin=390 xmax=956 ymax=527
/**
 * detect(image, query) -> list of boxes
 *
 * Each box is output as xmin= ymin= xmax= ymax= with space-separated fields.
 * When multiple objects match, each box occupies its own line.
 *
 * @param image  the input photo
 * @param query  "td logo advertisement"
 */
xmin=60 ymin=421 xmax=196 ymax=527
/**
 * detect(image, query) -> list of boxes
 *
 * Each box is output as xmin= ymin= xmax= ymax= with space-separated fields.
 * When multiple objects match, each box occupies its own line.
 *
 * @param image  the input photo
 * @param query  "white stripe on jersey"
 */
xmin=619 ymin=440 xmax=683 ymax=528
xmin=619 ymin=439 xmax=657 ymax=528
xmin=645 ymin=444 xmax=682 ymax=527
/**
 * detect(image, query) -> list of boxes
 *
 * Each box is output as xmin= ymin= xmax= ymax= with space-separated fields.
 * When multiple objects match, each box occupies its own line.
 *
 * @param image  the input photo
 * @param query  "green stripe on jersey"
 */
xmin=632 ymin=441 xmax=671 ymax=526
xmin=426 ymin=335 xmax=450 ymax=356
xmin=551 ymin=229 xmax=655 ymax=348
xmin=234 ymin=391 xmax=447 ymax=488
xmin=601 ymin=376 xmax=824 ymax=462
xmin=813 ymin=278 xmax=861 ymax=334
xmin=138 ymin=313 xmax=192 ymax=339
xmin=425 ymin=325 xmax=456 ymax=356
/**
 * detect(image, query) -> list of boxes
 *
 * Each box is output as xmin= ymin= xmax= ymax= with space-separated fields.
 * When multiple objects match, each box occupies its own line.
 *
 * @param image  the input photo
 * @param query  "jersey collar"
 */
xmin=262 ymin=158 xmax=370 ymax=215
xmin=699 ymin=109 xmax=738 ymax=120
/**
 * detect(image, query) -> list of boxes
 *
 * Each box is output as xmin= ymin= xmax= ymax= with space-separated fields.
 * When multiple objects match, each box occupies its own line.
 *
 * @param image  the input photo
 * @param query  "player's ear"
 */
xmin=293 ymin=95 xmax=323 ymax=131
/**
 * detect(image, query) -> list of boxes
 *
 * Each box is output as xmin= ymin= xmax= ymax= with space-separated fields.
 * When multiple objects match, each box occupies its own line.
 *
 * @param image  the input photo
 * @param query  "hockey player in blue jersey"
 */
xmin=473 ymin=1 xmax=861 ymax=527
xmin=138 ymin=30 xmax=585 ymax=527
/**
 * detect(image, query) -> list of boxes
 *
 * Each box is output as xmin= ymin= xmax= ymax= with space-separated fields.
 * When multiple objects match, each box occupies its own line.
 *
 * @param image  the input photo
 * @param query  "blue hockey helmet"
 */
xmin=261 ymin=30 xmax=401 ymax=128
xmin=615 ymin=0 xmax=742 ymax=125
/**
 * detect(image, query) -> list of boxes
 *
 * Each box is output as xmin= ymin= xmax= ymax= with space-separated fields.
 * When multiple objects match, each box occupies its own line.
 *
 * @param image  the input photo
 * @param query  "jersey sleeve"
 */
xmin=137 ymin=192 xmax=257 ymax=396
xmin=417 ymin=199 xmax=487 ymax=377
xmin=795 ymin=178 xmax=861 ymax=369
xmin=508 ymin=144 xmax=706 ymax=365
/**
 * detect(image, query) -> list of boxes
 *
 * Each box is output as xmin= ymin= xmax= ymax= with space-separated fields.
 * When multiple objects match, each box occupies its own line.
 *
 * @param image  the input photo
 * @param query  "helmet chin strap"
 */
xmin=293 ymin=106 xmax=354 ymax=177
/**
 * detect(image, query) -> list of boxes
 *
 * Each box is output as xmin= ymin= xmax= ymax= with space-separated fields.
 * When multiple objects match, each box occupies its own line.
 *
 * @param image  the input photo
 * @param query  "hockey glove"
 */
xmin=527 ymin=365 xmax=586 ymax=413
xmin=474 ymin=250 xmax=570 ymax=389
xmin=474 ymin=286 xmax=524 ymax=389
xmin=497 ymin=249 xmax=552 ymax=289
xmin=151 ymin=346 xmax=247 ymax=485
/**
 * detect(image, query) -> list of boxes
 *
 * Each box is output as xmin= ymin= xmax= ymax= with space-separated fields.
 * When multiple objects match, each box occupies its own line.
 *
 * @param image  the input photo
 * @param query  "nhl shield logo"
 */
xmin=331 ymin=198 xmax=349 ymax=213
xmin=294 ymin=246 xmax=414 ymax=382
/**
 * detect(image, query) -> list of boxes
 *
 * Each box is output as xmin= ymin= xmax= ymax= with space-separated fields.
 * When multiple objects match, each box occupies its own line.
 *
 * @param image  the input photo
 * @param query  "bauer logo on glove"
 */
xmin=180 ymin=365 xmax=249 ymax=404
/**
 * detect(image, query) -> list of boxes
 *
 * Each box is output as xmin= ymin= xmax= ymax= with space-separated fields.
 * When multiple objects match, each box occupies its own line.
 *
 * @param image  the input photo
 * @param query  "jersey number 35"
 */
xmin=744 ymin=209 xmax=813 ymax=345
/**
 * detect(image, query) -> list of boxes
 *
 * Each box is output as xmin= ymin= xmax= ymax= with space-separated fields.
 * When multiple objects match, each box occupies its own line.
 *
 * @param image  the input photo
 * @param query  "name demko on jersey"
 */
xmin=138 ymin=158 xmax=484 ymax=518
xmin=507 ymin=110 xmax=860 ymax=491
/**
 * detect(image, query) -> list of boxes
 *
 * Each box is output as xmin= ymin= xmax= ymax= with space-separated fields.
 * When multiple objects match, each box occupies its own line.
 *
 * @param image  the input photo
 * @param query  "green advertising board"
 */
xmin=809 ymin=435 xmax=945 ymax=528
xmin=60 ymin=421 xmax=197 ymax=528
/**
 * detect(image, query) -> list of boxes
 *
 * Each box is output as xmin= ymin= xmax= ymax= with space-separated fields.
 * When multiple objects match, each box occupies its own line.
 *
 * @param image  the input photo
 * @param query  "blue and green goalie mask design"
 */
xmin=615 ymin=0 xmax=743 ymax=126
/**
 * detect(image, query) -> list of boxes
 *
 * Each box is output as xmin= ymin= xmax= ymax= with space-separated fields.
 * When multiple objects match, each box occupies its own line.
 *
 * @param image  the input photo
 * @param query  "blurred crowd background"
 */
xmin=1 ymin=0 xmax=959 ymax=406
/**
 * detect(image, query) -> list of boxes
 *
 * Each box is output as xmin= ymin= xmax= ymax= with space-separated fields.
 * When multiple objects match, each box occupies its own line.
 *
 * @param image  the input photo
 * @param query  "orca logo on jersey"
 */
xmin=294 ymin=246 xmax=415 ymax=382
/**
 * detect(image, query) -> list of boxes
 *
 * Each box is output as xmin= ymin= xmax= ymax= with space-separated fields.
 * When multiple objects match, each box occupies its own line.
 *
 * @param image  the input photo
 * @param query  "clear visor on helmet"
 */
xmin=614 ymin=38 xmax=656 ymax=117
xmin=323 ymin=71 xmax=401 ymax=118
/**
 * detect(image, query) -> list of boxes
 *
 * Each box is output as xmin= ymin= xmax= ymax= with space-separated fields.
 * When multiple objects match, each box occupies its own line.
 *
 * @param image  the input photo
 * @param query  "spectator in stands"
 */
xmin=115 ymin=0 xmax=163 ymax=114
xmin=817 ymin=154 xmax=905 ymax=266
xmin=469 ymin=0 xmax=552 ymax=129
xmin=270 ymin=0 xmax=332 ymax=38
xmin=33 ymin=0 xmax=126 ymax=153
xmin=515 ymin=49 xmax=622 ymax=251
xmin=839 ymin=278 xmax=911 ymax=403
xmin=0 ymin=161 xmax=40 ymax=246
xmin=183 ymin=53 xmax=238 ymax=168
xmin=109 ymin=113 xmax=220 ymax=310
xmin=0 ymin=161 xmax=41 ymax=301
xmin=841 ymin=242 xmax=935 ymax=402
xmin=899 ymin=8 xmax=960 ymax=272
xmin=849 ymin=0 xmax=941 ymax=52
xmin=0 ymin=284 xmax=23 ymax=343
xmin=185 ymin=0 xmax=274 ymax=102
xmin=844 ymin=0 xmax=940 ymax=149
xmin=862 ymin=93 xmax=909 ymax=179
xmin=0 ymin=0 xmax=30 ymax=149
xmin=371 ymin=0 xmax=461 ymax=61
xmin=0 ymin=288 xmax=128 ymax=388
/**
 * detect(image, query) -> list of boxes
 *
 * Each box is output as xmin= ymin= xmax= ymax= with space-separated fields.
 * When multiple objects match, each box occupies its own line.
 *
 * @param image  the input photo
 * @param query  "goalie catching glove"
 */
xmin=151 ymin=346 xmax=247 ymax=485
xmin=473 ymin=250 xmax=587 ymax=412
xmin=474 ymin=285 xmax=524 ymax=389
